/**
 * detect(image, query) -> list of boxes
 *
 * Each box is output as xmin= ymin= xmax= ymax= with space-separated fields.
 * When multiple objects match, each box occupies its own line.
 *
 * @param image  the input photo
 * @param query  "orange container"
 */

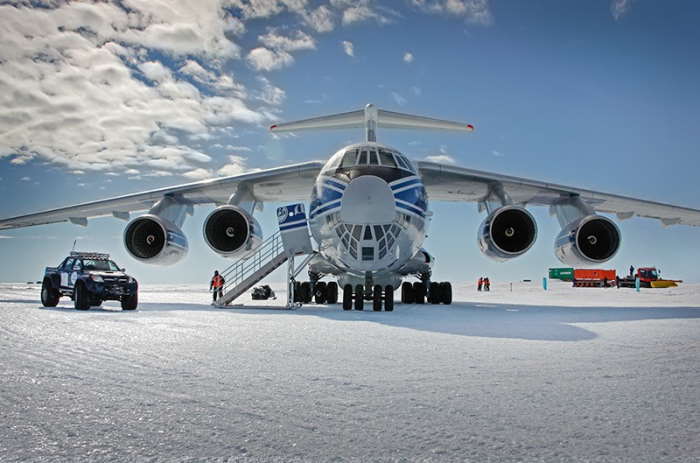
xmin=573 ymin=269 xmax=617 ymax=281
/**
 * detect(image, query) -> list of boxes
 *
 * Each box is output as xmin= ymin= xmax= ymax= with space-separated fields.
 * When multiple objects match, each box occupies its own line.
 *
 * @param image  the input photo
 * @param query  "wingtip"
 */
xmin=269 ymin=124 xmax=278 ymax=131
xmin=466 ymin=124 xmax=475 ymax=131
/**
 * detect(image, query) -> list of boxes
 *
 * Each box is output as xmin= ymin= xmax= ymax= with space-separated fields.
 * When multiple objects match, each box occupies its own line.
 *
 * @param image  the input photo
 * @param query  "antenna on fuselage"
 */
xmin=269 ymin=103 xmax=475 ymax=141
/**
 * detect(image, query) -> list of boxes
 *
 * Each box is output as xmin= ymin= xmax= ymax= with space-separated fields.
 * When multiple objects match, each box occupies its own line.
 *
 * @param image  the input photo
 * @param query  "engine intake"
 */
xmin=555 ymin=215 xmax=621 ymax=266
xmin=478 ymin=206 xmax=537 ymax=261
xmin=203 ymin=206 xmax=262 ymax=258
xmin=124 ymin=215 xmax=188 ymax=265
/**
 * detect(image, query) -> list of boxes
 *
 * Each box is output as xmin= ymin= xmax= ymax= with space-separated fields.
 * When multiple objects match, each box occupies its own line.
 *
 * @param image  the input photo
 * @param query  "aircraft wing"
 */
xmin=418 ymin=161 xmax=700 ymax=227
xmin=0 ymin=161 xmax=323 ymax=230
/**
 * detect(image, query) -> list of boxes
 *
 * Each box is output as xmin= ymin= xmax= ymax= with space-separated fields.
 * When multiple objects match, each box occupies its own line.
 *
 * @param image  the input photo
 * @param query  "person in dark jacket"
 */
xmin=210 ymin=270 xmax=225 ymax=303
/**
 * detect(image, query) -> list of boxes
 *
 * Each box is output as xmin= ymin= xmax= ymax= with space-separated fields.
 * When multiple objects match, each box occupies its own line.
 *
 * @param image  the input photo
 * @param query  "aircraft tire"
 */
xmin=385 ymin=285 xmax=394 ymax=312
xmin=342 ymin=284 xmax=353 ymax=310
xmin=326 ymin=282 xmax=338 ymax=304
xmin=428 ymin=282 xmax=440 ymax=304
xmin=373 ymin=285 xmax=382 ymax=311
xmin=300 ymin=282 xmax=312 ymax=303
xmin=413 ymin=282 xmax=425 ymax=304
xmin=41 ymin=279 xmax=59 ymax=307
xmin=401 ymin=282 xmax=414 ymax=304
xmin=440 ymin=282 xmax=452 ymax=305
xmin=314 ymin=282 xmax=327 ymax=304
xmin=354 ymin=284 xmax=364 ymax=311
xmin=293 ymin=281 xmax=302 ymax=302
xmin=74 ymin=283 xmax=90 ymax=310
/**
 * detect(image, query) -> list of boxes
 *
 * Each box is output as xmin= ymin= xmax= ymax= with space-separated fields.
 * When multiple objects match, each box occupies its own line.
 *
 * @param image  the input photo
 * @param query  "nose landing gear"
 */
xmin=342 ymin=284 xmax=394 ymax=311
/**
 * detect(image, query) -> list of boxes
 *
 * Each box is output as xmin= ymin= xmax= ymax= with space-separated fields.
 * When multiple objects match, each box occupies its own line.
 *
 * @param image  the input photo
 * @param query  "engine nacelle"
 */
xmin=555 ymin=215 xmax=621 ymax=266
xmin=478 ymin=206 xmax=538 ymax=261
xmin=203 ymin=205 xmax=262 ymax=259
xmin=123 ymin=214 xmax=188 ymax=265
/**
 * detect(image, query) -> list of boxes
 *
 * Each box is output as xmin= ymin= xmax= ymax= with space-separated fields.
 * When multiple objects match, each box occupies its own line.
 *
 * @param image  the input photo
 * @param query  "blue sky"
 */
xmin=1 ymin=0 xmax=699 ymax=285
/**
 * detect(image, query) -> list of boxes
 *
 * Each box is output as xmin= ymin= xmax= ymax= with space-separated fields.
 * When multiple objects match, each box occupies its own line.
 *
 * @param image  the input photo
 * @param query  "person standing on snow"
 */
xmin=477 ymin=277 xmax=483 ymax=291
xmin=484 ymin=277 xmax=491 ymax=292
xmin=210 ymin=270 xmax=225 ymax=303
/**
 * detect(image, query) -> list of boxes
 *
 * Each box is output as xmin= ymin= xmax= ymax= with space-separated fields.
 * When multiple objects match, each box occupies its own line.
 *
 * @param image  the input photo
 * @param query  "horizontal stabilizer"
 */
xmin=270 ymin=110 xmax=364 ymax=132
xmin=270 ymin=104 xmax=474 ymax=142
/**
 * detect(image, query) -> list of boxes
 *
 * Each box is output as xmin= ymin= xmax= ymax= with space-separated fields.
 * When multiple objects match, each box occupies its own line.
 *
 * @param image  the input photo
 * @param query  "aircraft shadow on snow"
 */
xmin=14 ymin=297 xmax=700 ymax=342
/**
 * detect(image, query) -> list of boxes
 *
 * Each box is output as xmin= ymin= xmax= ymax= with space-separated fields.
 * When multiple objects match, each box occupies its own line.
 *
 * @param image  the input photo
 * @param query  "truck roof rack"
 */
xmin=70 ymin=251 xmax=110 ymax=260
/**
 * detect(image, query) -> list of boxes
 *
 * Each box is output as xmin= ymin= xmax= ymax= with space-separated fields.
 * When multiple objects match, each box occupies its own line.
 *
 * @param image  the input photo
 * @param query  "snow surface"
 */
xmin=1 ymin=281 xmax=699 ymax=462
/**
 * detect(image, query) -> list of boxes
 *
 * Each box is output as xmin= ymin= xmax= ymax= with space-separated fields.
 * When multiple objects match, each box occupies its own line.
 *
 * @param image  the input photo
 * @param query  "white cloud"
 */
xmin=391 ymin=92 xmax=407 ymax=106
xmin=0 ymin=235 xmax=13 ymax=239
xmin=179 ymin=60 xmax=247 ymax=97
xmin=246 ymin=47 xmax=295 ymax=71
xmin=259 ymin=29 xmax=316 ymax=51
xmin=227 ymin=0 xmax=308 ymax=19
xmin=342 ymin=40 xmax=355 ymax=57
xmin=611 ymin=0 xmax=635 ymax=20
xmin=181 ymin=154 xmax=251 ymax=179
xmin=256 ymin=77 xmax=286 ymax=105
xmin=0 ymin=2 xmax=268 ymax=177
xmin=425 ymin=154 xmax=456 ymax=164
xmin=403 ymin=52 xmax=414 ymax=63
xmin=304 ymin=5 xmax=335 ymax=33
xmin=491 ymin=150 xmax=504 ymax=157
xmin=411 ymin=0 xmax=493 ymax=25
xmin=20 ymin=177 xmax=31 ymax=181
xmin=182 ymin=168 xmax=212 ymax=180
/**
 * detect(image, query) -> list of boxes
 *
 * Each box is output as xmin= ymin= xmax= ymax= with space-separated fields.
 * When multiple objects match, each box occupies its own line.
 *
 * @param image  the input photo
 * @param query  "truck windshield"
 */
xmin=640 ymin=269 xmax=658 ymax=279
xmin=82 ymin=259 xmax=120 ymax=271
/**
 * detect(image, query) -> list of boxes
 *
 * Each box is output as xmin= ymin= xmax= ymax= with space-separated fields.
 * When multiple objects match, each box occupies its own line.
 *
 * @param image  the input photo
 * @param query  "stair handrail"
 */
xmin=219 ymin=231 xmax=284 ymax=295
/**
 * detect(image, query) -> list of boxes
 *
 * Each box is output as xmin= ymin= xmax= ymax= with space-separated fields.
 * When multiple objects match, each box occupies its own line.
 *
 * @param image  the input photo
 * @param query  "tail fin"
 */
xmin=269 ymin=103 xmax=474 ymax=142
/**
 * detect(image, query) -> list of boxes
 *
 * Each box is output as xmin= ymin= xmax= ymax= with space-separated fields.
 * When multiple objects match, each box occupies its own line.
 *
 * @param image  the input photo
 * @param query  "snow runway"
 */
xmin=1 ymin=282 xmax=699 ymax=461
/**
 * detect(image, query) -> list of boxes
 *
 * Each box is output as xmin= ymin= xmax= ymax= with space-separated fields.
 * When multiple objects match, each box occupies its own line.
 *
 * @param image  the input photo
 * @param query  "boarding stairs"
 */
xmin=215 ymin=231 xmax=314 ymax=307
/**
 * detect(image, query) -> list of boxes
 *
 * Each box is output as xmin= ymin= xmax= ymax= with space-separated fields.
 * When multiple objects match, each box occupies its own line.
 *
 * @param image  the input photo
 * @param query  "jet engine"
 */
xmin=478 ymin=206 xmax=538 ymax=261
xmin=554 ymin=215 xmax=621 ymax=266
xmin=203 ymin=205 xmax=262 ymax=259
xmin=124 ymin=214 xmax=188 ymax=265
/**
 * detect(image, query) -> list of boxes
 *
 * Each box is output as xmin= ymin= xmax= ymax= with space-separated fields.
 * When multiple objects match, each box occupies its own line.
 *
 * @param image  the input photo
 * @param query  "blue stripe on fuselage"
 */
xmin=309 ymin=200 xmax=341 ymax=219
xmin=395 ymin=201 xmax=425 ymax=218
xmin=390 ymin=178 xmax=421 ymax=190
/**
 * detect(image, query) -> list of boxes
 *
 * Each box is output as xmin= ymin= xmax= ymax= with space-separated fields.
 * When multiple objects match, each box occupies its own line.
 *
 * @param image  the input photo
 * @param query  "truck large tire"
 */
xmin=74 ymin=282 xmax=90 ymax=310
xmin=41 ymin=279 xmax=59 ymax=307
xmin=121 ymin=292 xmax=138 ymax=310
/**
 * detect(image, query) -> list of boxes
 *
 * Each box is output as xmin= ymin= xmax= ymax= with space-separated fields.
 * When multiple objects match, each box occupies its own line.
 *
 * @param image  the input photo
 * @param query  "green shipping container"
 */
xmin=549 ymin=267 xmax=574 ymax=281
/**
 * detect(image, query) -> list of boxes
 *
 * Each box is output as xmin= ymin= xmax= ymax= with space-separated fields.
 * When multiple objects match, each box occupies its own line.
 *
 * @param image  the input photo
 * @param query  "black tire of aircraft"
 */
xmin=400 ymin=281 xmax=452 ymax=305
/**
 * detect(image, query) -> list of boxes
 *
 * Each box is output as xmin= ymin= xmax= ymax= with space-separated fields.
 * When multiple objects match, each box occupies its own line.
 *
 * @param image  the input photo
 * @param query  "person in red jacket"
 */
xmin=210 ymin=270 xmax=225 ymax=303
xmin=477 ymin=277 xmax=483 ymax=291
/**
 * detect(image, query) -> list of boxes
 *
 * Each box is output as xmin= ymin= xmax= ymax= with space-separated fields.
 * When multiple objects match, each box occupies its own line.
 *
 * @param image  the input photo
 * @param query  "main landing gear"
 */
xmin=293 ymin=281 xmax=339 ymax=304
xmin=400 ymin=281 xmax=452 ymax=305
xmin=342 ymin=284 xmax=394 ymax=312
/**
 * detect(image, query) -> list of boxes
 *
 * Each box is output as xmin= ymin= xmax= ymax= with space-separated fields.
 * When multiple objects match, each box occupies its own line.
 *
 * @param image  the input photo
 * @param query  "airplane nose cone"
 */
xmin=340 ymin=175 xmax=396 ymax=224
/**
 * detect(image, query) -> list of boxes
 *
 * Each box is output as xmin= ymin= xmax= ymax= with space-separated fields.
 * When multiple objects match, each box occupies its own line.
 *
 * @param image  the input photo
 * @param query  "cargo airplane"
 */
xmin=2 ymin=104 xmax=699 ymax=310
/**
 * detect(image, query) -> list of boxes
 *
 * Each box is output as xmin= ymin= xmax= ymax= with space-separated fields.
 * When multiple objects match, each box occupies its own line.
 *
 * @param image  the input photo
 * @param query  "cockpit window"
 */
xmin=358 ymin=150 xmax=368 ymax=165
xmin=379 ymin=150 xmax=397 ymax=167
xmin=395 ymin=155 xmax=409 ymax=169
xmin=368 ymin=150 xmax=379 ymax=165
xmin=398 ymin=155 xmax=415 ymax=172
xmin=341 ymin=150 xmax=358 ymax=168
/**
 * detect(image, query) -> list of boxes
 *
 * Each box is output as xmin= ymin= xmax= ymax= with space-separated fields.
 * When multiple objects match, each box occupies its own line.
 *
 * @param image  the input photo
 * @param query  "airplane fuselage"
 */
xmin=308 ymin=142 xmax=430 ymax=287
